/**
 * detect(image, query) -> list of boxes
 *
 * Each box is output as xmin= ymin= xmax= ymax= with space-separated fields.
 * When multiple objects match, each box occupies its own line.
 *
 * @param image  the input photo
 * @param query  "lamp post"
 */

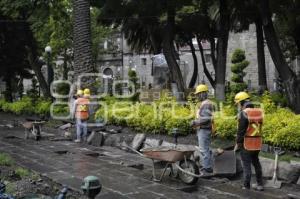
xmin=45 ymin=46 xmax=53 ymax=88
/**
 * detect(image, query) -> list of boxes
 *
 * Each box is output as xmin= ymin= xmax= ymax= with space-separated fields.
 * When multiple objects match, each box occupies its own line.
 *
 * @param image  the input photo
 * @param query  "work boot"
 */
xmin=74 ymin=139 xmax=81 ymax=143
xmin=200 ymin=168 xmax=213 ymax=177
xmin=252 ymin=184 xmax=264 ymax=191
xmin=242 ymin=186 xmax=250 ymax=190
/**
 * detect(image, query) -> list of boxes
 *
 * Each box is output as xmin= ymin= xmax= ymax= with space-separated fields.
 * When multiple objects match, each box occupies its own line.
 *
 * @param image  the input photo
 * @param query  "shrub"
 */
xmin=15 ymin=167 xmax=30 ymax=178
xmin=262 ymin=108 xmax=300 ymax=149
xmin=230 ymin=49 xmax=249 ymax=93
xmin=0 ymin=153 xmax=14 ymax=166
xmin=35 ymin=99 xmax=51 ymax=115
xmin=9 ymin=97 xmax=34 ymax=115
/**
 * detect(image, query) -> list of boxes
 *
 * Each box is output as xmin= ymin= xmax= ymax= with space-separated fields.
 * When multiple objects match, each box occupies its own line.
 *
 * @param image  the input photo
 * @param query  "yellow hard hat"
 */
xmin=83 ymin=88 xmax=90 ymax=97
xmin=234 ymin=92 xmax=250 ymax=104
xmin=76 ymin=89 xmax=83 ymax=96
xmin=194 ymin=84 xmax=208 ymax=94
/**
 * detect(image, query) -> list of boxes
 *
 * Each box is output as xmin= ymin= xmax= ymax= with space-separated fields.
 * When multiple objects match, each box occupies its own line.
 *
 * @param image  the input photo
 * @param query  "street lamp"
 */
xmin=45 ymin=46 xmax=54 ymax=88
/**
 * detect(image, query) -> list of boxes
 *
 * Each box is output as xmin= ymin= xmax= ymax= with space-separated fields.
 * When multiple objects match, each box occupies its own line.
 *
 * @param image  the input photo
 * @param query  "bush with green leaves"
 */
xmin=0 ymin=97 xmax=51 ymax=116
xmin=263 ymin=108 xmax=300 ymax=150
xmin=230 ymin=49 xmax=249 ymax=93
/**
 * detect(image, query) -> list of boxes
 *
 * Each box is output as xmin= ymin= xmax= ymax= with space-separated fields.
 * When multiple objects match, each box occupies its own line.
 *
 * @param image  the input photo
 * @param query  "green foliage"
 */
xmin=263 ymin=108 xmax=300 ymax=150
xmin=15 ymin=167 xmax=30 ymax=178
xmin=0 ymin=97 xmax=51 ymax=116
xmin=8 ymin=97 xmax=34 ymax=115
xmin=231 ymin=49 xmax=246 ymax=63
xmin=261 ymin=91 xmax=277 ymax=113
xmin=230 ymin=49 xmax=249 ymax=93
xmin=52 ymin=104 xmax=70 ymax=116
xmin=35 ymin=99 xmax=52 ymax=115
xmin=55 ymin=82 xmax=70 ymax=96
xmin=0 ymin=153 xmax=14 ymax=166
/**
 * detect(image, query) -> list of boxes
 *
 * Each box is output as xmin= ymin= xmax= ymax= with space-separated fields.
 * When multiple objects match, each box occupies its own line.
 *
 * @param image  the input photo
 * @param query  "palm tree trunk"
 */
xmin=255 ymin=18 xmax=268 ymax=94
xmin=73 ymin=0 xmax=94 ymax=85
xmin=215 ymin=0 xmax=230 ymax=101
xmin=196 ymin=36 xmax=215 ymax=88
xmin=259 ymin=0 xmax=300 ymax=113
xmin=188 ymin=37 xmax=198 ymax=88
xmin=162 ymin=1 xmax=185 ymax=92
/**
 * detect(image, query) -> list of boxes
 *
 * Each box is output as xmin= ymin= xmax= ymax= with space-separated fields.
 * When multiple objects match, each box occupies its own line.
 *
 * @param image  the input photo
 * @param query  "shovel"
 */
xmin=264 ymin=147 xmax=282 ymax=189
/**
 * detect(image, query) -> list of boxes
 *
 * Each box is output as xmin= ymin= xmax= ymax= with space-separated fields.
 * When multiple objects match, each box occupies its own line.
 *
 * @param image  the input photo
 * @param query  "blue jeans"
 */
xmin=197 ymin=129 xmax=213 ymax=169
xmin=76 ymin=119 xmax=87 ymax=140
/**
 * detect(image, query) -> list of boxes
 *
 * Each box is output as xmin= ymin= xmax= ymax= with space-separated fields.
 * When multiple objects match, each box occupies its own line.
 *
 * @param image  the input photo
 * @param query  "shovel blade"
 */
xmin=264 ymin=180 xmax=282 ymax=189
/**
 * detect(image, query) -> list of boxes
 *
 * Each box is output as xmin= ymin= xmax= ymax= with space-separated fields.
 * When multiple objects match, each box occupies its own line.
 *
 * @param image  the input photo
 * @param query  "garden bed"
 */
xmin=0 ymin=153 xmax=81 ymax=198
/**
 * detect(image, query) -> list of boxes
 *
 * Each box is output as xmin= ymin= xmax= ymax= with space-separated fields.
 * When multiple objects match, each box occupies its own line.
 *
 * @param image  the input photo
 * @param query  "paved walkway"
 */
xmin=0 ymin=114 xmax=299 ymax=198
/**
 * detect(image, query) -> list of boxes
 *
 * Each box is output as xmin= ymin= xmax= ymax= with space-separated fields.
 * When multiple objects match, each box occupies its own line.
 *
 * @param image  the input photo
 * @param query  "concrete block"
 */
xmin=143 ymin=138 xmax=163 ymax=148
xmin=131 ymin=133 xmax=146 ymax=150
xmin=88 ymin=131 xmax=104 ymax=147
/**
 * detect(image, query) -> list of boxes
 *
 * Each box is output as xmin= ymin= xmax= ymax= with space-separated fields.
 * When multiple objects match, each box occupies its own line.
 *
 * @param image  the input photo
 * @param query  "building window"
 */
xmin=141 ymin=58 xmax=147 ymax=65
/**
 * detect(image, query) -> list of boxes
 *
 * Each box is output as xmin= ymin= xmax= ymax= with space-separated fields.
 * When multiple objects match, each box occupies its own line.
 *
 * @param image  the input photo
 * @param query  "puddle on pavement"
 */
xmin=4 ymin=135 xmax=21 ymax=139
xmin=83 ymin=152 xmax=104 ymax=157
xmin=177 ymin=185 xmax=198 ymax=193
xmin=54 ymin=150 xmax=69 ymax=155
xmin=128 ymin=163 xmax=144 ymax=170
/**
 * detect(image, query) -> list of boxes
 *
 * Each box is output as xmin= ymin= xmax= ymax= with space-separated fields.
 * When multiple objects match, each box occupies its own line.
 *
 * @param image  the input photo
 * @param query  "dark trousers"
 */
xmin=240 ymin=149 xmax=263 ymax=188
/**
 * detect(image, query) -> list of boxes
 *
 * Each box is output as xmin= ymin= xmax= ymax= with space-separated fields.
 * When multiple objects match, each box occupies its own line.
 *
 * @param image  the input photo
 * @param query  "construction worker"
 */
xmin=234 ymin=91 xmax=264 ymax=191
xmin=73 ymin=88 xmax=90 ymax=143
xmin=191 ymin=84 xmax=215 ymax=176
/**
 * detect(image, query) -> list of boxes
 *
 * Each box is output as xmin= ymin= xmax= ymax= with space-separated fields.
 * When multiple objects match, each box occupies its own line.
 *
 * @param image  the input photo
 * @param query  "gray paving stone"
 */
xmin=214 ymin=150 xmax=236 ymax=176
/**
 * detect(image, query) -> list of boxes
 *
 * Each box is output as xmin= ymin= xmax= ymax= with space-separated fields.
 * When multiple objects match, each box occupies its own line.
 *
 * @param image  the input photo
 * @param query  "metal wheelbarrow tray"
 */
xmin=141 ymin=146 xmax=194 ymax=163
xmin=139 ymin=146 xmax=200 ymax=185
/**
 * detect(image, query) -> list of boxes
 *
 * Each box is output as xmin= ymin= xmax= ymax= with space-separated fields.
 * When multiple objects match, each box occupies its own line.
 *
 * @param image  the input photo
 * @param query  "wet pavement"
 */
xmin=0 ymin=115 xmax=299 ymax=198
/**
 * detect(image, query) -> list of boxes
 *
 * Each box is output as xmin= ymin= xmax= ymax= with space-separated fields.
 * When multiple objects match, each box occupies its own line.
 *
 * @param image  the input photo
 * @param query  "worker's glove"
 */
xmin=234 ymin=143 xmax=242 ymax=152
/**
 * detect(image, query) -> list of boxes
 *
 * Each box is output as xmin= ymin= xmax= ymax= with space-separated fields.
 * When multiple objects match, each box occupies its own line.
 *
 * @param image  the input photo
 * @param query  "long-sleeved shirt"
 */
xmin=193 ymin=99 xmax=214 ymax=129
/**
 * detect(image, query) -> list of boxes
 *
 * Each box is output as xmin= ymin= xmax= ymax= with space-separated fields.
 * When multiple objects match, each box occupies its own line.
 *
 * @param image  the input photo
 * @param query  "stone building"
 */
xmin=97 ymin=24 xmax=298 ymax=94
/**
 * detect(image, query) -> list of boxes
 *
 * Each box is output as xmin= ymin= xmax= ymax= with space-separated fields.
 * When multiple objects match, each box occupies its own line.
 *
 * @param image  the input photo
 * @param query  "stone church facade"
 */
xmin=96 ymin=24 xmax=284 ymax=94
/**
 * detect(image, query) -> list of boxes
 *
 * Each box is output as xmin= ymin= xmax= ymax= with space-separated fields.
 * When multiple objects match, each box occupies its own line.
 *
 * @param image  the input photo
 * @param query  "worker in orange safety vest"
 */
xmin=234 ymin=91 xmax=264 ymax=191
xmin=73 ymin=88 xmax=90 ymax=143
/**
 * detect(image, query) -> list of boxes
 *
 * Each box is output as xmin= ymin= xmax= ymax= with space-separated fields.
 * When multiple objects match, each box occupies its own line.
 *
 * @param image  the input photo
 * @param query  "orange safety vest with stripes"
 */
xmin=243 ymin=108 xmax=263 ymax=151
xmin=75 ymin=98 xmax=90 ymax=120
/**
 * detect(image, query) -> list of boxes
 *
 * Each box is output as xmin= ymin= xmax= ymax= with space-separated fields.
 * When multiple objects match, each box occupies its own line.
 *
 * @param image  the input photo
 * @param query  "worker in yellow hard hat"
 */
xmin=72 ymin=88 xmax=90 ymax=143
xmin=191 ymin=84 xmax=215 ymax=176
xmin=234 ymin=91 xmax=264 ymax=191
xmin=83 ymin=88 xmax=91 ymax=98
xmin=76 ymin=89 xmax=83 ymax=97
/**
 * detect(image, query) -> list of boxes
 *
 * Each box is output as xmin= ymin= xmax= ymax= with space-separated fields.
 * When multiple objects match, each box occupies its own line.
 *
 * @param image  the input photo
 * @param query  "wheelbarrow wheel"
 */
xmin=178 ymin=159 xmax=199 ymax=185
xmin=32 ymin=128 xmax=41 ymax=141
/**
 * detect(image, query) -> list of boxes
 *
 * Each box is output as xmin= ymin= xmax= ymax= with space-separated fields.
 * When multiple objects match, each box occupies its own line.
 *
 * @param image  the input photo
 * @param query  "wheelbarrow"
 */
xmin=22 ymin=117 xmax=46 ymax=141
xmin=142 ymin=146 xmax=200 ymax=185
xmin=126 ymin=145 xmax=201 ymax=185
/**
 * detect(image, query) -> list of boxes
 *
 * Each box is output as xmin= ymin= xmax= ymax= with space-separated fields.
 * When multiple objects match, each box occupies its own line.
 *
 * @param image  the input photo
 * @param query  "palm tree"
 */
xmin=73 ymin=0 xmax=94 ymax=86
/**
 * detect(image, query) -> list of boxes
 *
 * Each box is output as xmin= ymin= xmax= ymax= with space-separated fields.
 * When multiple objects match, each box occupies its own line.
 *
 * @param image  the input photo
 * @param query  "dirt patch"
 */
xmin=0 ymin=165 xmax=81 ymax=198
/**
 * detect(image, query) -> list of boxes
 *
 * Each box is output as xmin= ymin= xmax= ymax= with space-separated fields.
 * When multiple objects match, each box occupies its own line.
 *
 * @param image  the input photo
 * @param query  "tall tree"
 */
xmin=255 ymin=18 xmax=268 ymax=93
xmin=162 ymin=0 xmax=185 ymax=92
xmin=215 ymin=0 xmax=230 ymax=101
xmin=73 ymin=0 xmax=94 ymax=85
xmin=258 ymin=0 xmax=300 ymax=113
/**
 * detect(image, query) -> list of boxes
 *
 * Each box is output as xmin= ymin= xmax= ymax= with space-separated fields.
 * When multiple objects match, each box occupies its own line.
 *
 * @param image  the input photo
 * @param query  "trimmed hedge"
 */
xmin=95 ymin=94 xmax=300 ymax=150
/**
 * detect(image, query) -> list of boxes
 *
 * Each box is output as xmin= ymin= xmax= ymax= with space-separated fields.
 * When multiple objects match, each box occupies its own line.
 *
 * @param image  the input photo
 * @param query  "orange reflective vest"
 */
xmin=75 ymin=98 xmax=90 ymax=120
xmin=243 ymin=108 xmax=263 ymax=151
